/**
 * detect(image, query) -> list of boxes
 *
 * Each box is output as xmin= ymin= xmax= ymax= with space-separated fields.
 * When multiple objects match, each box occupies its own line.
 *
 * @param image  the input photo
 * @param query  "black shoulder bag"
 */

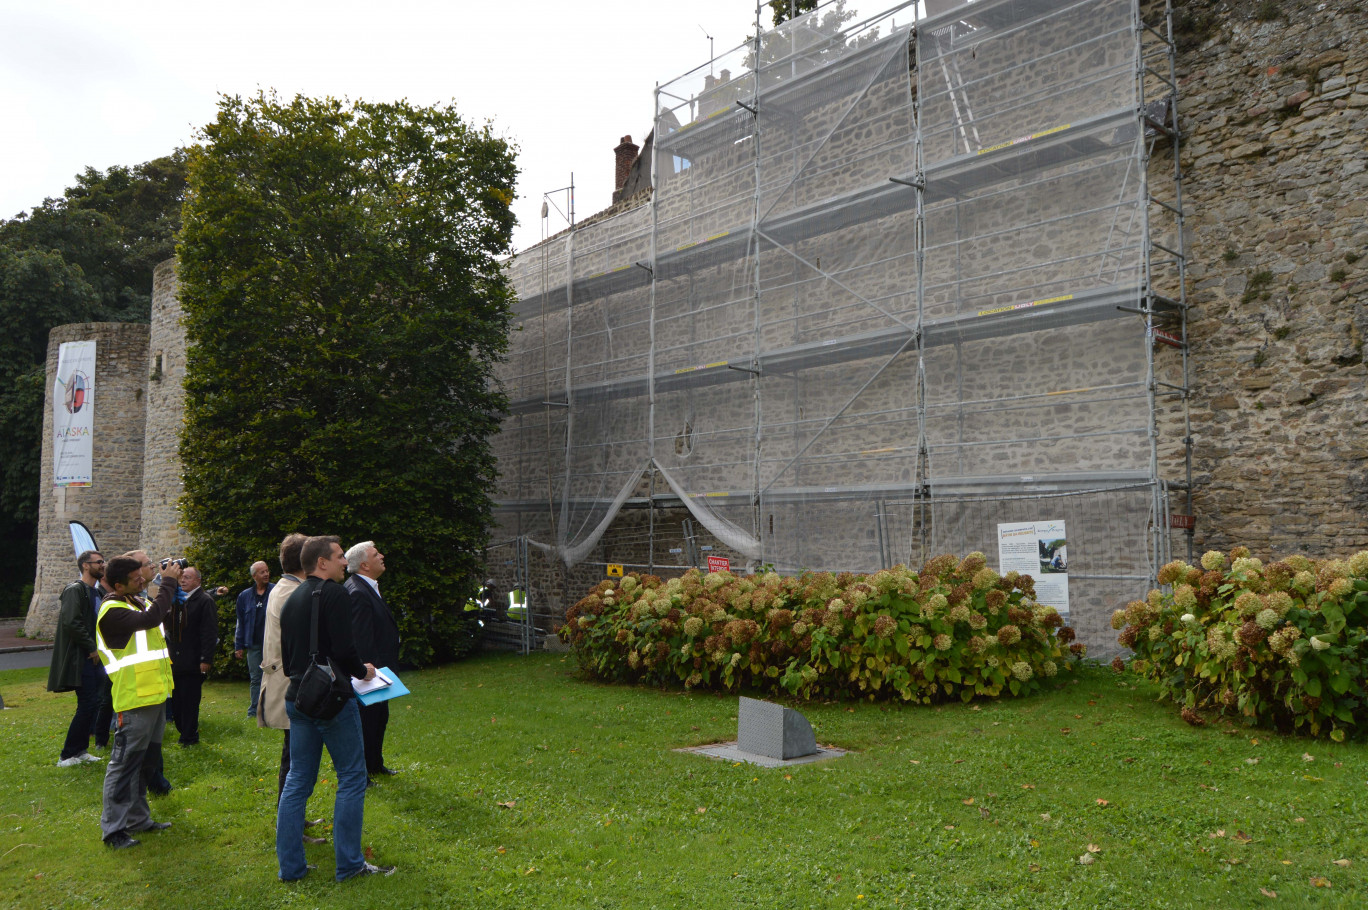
xmin=293 ymin=586 xmax=353 ymax=720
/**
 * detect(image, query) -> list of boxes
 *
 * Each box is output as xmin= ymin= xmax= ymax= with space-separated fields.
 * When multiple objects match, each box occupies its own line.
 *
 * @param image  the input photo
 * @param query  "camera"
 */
xmin=161 ymin=557 xmax=189 ymax=570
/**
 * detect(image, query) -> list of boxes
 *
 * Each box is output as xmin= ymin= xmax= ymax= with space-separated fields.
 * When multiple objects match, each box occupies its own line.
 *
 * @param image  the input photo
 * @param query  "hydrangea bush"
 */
xmin=562 ymin=554 xmax=1084 ymax=703
xmin=1113 ymin=547 xmax=1368 ymax=740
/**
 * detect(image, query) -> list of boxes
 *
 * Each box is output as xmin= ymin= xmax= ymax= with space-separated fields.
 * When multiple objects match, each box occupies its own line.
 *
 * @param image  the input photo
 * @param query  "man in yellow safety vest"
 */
xmin=95 ymin=554 xmax=182 ymax=848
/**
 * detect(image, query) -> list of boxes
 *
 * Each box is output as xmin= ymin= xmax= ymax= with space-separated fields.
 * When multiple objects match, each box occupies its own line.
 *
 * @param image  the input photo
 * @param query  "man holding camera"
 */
xmin=96 ymin=555 xmax=181 ymax=848
xmin=167 ymin=564 xmax=218 ymax=746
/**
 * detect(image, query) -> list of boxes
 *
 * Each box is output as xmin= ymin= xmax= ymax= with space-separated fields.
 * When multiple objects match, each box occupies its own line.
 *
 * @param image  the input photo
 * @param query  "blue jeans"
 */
xmin=246 ymin=647 xmax=264 ymax=716
xmin=276 ymin=698 xmax=368 ymax=881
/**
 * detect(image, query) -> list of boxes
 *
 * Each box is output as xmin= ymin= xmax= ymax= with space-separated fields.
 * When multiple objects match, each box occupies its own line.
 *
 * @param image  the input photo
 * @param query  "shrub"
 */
xmin=1116 ymin=549 xmax=1368 ymax=741
xmin=562 ymin=558 xmax=1083 ymax=703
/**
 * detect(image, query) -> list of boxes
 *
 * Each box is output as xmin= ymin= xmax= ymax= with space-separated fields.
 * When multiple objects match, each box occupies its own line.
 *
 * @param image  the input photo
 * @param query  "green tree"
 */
xmin=0 ymin=153 xmax=186 ymax=614
xmin=768 ymin=0 xmax=819 ymax=26
xmin=178 ymin=93 xmax=517 ymax=666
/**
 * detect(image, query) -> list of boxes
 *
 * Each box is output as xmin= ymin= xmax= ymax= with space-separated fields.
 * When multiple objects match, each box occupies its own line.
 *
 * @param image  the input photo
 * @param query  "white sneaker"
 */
xmin=57 ymin=756 xmax=84 ymax=767
xmin=78 ymin=752 xmax=103 ymax=763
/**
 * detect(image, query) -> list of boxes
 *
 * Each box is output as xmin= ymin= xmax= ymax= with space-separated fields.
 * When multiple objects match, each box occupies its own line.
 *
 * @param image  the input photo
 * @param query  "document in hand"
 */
xmin=352 ymin=667 xmax=410 ymax=705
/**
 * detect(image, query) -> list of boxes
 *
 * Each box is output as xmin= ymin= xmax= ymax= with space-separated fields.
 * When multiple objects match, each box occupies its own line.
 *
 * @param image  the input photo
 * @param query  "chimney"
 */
xmin=613 ymin=135 xmax=639 ymax=203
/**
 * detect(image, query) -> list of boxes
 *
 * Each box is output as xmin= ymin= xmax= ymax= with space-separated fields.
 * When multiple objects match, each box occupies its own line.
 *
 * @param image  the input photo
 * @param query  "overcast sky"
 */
xmin=0 ymin=0 xmax=785 ymax=254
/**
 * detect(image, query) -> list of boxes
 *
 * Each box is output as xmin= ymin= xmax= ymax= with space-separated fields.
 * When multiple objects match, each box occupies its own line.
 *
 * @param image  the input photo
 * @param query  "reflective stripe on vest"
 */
xmin=97 ymin=599 xmax=174 ymax=711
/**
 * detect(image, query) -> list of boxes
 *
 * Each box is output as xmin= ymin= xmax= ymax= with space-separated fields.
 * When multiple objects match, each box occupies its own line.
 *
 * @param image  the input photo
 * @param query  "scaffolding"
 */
xmin=493 ymin=0 xmax=1190 ymax=654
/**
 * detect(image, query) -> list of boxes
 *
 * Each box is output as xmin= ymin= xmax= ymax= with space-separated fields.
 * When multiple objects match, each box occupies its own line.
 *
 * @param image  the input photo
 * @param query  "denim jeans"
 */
xmin=276 ymin=698 xmax=368 ymax=881
xmin=61 ymin=658 xmax=103 ymax=760
xmin=246 ymin=647 xmax=264 ymax=716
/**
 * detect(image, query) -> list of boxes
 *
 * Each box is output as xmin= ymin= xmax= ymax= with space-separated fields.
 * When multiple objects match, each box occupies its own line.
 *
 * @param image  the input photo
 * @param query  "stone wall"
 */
xmin=1176 ymin=0 xmax=1368 ymax=558
xmin=139 ymin=258 xmax=191 ymax=562
xmin=25 ymin=323 xmax=149 ymax=638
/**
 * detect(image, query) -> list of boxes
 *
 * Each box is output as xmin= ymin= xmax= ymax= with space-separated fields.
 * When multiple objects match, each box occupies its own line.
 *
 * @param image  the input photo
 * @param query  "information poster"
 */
xmin=54 ymin=340 xmax=96 ymax=487
xmin=997 ymin=520 xmax=1069 ymax=620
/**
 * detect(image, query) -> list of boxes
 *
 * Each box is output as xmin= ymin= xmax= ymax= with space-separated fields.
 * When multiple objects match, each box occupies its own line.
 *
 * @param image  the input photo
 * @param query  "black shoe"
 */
xmin=149 ymin=785 xmax=171 ymax=796
xmin=179 ymin=739 xmax=199 ymax=747
xmin=304 ymin=817 xmax=325 ymax=829
xmin=105 ymin=831 xmax=140 ymax=849
xmin=366 ymin=777 xmax=376 ymax=789
xmin=347 ymin=861 xmax=396 ymax=879
xmin=140 ymin=821 xmax=172 ymax=832
xmin=376 ymin=766 xmax=399 ymax=776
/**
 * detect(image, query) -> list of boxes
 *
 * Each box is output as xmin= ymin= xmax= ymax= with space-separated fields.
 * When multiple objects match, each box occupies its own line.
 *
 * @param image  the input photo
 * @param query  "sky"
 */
xmin=0 ymin=0 xmax=783 ymax=254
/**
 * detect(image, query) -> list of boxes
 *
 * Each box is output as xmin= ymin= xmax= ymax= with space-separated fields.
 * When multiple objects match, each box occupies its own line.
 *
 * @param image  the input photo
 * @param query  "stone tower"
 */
xmin=25 ymin=323 xmax=149 ymax=637
xmin=139 ymin=258 xmax=191 ymax=562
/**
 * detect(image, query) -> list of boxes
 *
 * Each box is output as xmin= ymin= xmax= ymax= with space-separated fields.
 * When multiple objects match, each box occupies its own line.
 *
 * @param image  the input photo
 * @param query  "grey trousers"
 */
xmin=100 ymin=703 xmax=166 ymax=839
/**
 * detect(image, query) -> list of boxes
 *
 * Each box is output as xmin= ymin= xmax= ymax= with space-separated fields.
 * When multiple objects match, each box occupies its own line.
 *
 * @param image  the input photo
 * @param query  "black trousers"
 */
xmin=92 ymin=670 xmax=113 ymax=748
xmin=61 ymin=659 xmax=102 ymax=760
xmin=170 ymin=666 xmax=203 ymax=744
xmin=359 ymin=700 xmax=389 ymax=773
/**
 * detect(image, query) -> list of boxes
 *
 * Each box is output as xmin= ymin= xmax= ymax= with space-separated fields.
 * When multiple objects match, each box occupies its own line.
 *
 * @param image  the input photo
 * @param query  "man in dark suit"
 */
xmin=343 ymin=541 xmax=400 ymax=781
xmin=168 ymin=565 xmax=219 ymax=746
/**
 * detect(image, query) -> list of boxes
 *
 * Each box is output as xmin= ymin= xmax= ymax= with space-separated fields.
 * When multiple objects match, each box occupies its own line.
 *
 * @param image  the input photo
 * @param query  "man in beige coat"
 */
xmin=258 ymin=533 xmax=323 ymax=842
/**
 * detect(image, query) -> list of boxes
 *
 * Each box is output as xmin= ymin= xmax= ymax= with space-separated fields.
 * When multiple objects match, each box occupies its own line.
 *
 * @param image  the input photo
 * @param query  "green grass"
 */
xmin=2 ymin=653 xmax=1367 ymax=908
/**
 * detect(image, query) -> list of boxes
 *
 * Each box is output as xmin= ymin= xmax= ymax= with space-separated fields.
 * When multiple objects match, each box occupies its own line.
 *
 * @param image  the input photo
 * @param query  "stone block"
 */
xmin=737 ymin=696 xmax=817 ymax=761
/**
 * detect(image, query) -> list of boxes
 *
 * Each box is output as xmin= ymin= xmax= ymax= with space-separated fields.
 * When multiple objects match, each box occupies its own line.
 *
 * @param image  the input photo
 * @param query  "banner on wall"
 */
xmin=54 ymin=340 xmax=96 ymax=487
xmin=997 ymin=520 xmax=1069 ymax=621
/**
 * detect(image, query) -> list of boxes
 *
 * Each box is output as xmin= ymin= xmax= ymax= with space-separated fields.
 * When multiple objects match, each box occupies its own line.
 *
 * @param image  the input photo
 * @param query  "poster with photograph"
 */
xmin=997 ymin=520 xmax=1069 ymax=620
xmin=54 ymin=340 xmax=96 ymax=487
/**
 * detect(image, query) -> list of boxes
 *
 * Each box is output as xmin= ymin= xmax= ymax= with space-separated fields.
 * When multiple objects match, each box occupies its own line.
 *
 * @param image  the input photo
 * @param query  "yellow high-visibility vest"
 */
xmin=96 ymin=599 xmax=174 ymax=712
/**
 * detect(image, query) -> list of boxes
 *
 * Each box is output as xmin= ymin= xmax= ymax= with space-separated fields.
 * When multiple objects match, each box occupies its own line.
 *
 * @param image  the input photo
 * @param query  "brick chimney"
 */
xmin=613 ymin=135 xmax=639 ymax=203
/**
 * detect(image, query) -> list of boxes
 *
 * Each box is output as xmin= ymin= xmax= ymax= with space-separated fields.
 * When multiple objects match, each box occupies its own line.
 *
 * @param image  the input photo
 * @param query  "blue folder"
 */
xmin=353 ymin=667 xmax=410 ymax=705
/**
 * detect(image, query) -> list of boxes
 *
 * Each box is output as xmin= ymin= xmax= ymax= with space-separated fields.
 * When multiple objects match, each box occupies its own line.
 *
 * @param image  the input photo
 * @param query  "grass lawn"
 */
xmin=2 ymin=651 xmax=1366 ymax=909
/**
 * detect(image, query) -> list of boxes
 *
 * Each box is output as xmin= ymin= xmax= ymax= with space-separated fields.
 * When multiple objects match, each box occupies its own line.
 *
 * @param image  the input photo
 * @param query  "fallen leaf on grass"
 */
xmin=1210 ymin=830 xmax=1226 ymax=839
xmin=1309 ymin=876 xmax=1331 ymax=888
xmin=1260 ymin=887 xmax=1277 ymax=898
xmin=1302 ymin=753 xmax=1314 ymax=762
xmin=1060 ymin=728 xmax=1072 ymax=735
xmin=1333 ymin=859 xmax=1352 ymax=867
xmin=1199 ymin=784 xmax=1218 ymax=791
xmin=963 ymin=798 xmax=975 ymax=805
xmin=909 ymin=760 xmax=921 ymax=765
xmin=1028 ymin=863 xmax=1041 ymax=873
xmin=1078 ymin=853 xmax=1095 ymax=865
xmin=1294 ymin=817 xmax=1305 ymax=823
xmin=1245 ymin=758 xmax=1260 ymax=765
xmin=497 ymin=800 xmax=517 ymax=809
xmin=1232 ymin=831 xmax=1253 ymax=844
xmin=696 ymin=807 xmax=707 ymax=814
xmin=1074 ymin=714 xmax=1083 ymax=719
xmin=1040 ymin=813 xmax=1051 ymax=821
xmin=1031 ymin=839 xmax=1040 ymax=848
xmin=364 ymin=846 xmax=374 ymax=859
xmin=1021 ymin=784 xmax=1035 ymax=790
xmin=1303 ymin=775 xmax=1324 ymax=782
xmin=1282 ymin=861 xmax=1292 ymax=865
xmin=1086 ymin=844 xmax=1102 ymax=854
xmin=944 ymin=825 xmax=955 ymax=830
xmin=524 ymin=866 xmax=538 ymax=876
xmin=1223 ymin=857 xmax=1243 ymax=866
xmin=496 ymin=846 xmax=506 ymax=854
xmin=1095 ymin=799 xmax=1109 ymax=807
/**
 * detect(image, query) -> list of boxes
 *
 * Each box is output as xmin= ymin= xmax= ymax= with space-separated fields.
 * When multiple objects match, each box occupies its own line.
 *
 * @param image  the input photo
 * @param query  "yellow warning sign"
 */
xmin=606 ymin=564 xmax=624 ymax=577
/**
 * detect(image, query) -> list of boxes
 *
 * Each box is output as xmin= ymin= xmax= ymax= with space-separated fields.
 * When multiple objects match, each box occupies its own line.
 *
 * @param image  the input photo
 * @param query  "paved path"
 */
xmin=0 ymin=617 xmax=52 ymax=671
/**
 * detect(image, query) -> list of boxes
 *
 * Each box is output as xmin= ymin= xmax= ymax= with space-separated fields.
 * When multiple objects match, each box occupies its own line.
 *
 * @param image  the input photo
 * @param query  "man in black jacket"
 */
xmin=275 ymin=535 xmax=392 ymax=882
xmin=167 ymin=566 xmax=218 ymax=746
xmin=343 ymin=540 xmax=400 ymax=780
xmin=48 ymin=550 xmax=107 ymax=766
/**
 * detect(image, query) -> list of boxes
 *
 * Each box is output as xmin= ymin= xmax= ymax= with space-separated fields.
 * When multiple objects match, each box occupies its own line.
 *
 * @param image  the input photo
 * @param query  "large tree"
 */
xmin=178 ymin=93 xmax=517 ymax=665
xmin=0 ymin=154 xmax=186 ymax=614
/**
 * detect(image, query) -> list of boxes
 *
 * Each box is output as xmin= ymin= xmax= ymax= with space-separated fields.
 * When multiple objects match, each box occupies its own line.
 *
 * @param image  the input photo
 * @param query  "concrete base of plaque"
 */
xmin=678 ymin=697 xmax=846 ymax=768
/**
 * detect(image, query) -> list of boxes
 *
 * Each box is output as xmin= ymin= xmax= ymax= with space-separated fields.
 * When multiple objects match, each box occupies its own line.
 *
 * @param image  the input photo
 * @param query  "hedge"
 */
xmin=562 ymin=555 xmax=1084 ymax=703
xmin=1113 ymin=547 xmax=1368 ymax=741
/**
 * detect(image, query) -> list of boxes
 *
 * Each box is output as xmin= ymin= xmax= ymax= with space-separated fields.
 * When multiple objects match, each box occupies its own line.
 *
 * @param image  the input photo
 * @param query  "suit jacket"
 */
xmin=344 ymin=575 xmax=401 ymax=670
xmin=168 ymin=587 xmax=219 ymax=670
xmin=258 ymin=573 xmax=301 ymax=731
